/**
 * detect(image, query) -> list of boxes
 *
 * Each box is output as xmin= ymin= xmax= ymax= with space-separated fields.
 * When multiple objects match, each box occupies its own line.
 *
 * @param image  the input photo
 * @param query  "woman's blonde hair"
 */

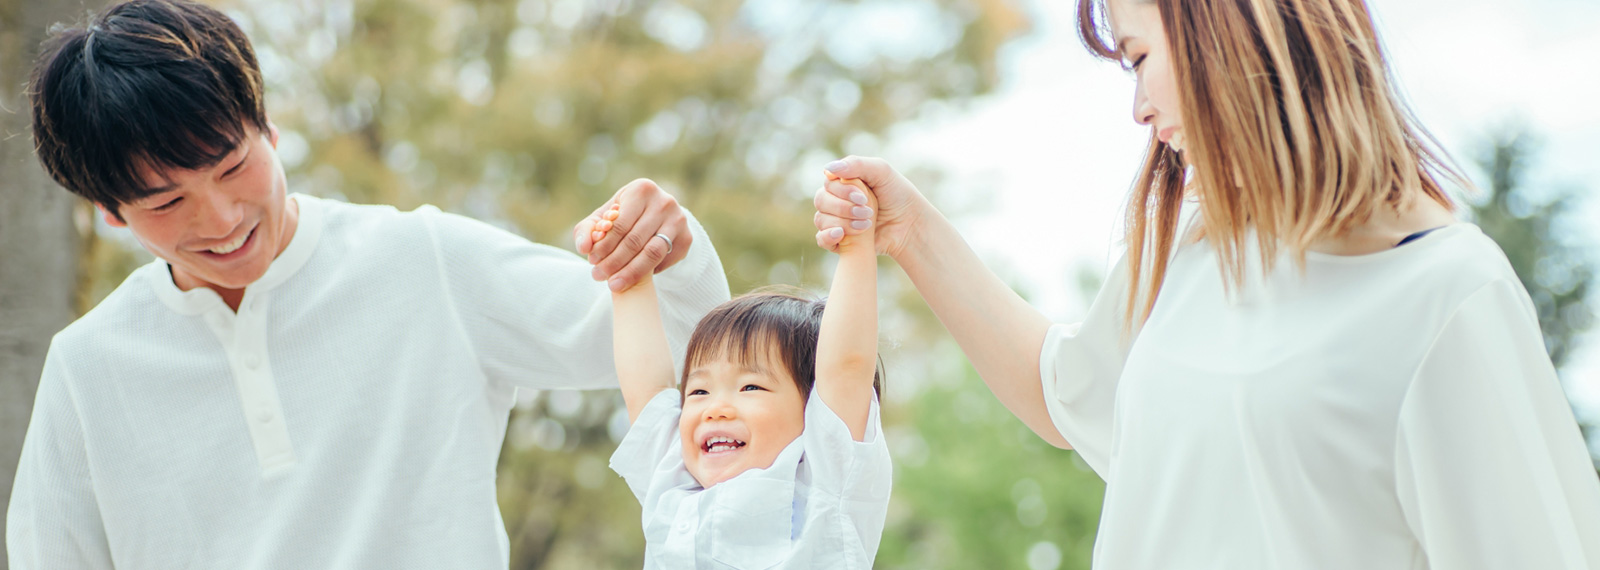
xmin=1076 ymin=0 xmax=1467 ymax=326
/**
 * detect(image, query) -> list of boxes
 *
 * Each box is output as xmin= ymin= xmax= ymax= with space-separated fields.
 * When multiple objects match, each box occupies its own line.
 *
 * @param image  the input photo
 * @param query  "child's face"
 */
xmin=103 ymin=123 xmax=295 ymax=296
xmin=679 ymin=350 xmax=807 ymax=488
xmin=1108 ymin=0 xmax=1187 ymax=151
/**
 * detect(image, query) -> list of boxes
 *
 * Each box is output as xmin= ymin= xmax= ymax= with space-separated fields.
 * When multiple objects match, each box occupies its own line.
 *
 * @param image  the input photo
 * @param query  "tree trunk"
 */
xmin=1 ymin=1 xmax=85 ymax=566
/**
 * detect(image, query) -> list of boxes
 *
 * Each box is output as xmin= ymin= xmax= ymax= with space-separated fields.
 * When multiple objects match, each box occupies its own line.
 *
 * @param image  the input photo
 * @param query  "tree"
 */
xmin=0 ymin=1 xmax=88 ymax=566
xmin=1465 ymin=125 xmax=1599 ymax=473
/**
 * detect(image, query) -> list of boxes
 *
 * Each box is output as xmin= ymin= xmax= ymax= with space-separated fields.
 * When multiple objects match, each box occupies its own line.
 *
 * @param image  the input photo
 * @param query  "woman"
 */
xmin=812 ymin=0 xmax=1600 ymax=567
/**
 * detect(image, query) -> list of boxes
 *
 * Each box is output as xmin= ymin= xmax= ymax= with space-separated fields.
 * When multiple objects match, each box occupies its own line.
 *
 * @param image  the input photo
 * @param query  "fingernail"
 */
xmin=849 ymin=192 xmax=868 ymax=205
xmin=851 ymin=206 xmax=872 ymax=218
xmin=608 ymin=278 xmax=625 ymax=292
xmin=825 ymin=160 xmax=847 ymax=173
xmin=851 ymin=220 xmax=870 ymax=230
xmin=828 ymin=227 xmax=844 ymax=239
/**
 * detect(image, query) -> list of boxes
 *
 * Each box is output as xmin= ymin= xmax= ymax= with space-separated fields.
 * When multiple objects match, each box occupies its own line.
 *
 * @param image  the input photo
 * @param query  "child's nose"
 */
xmin=703 ymin=398 xmax=737 ymax=420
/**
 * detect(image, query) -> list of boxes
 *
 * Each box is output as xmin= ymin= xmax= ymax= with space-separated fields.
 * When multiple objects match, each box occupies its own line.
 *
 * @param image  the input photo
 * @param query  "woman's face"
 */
xmin=1108 ymin=0 xmax=1186 ymax=152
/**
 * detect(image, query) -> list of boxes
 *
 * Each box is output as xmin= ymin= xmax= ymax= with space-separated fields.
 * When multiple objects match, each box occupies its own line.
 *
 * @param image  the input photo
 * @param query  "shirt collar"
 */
xmin=149 ymin=193 xmax=324 ymax=315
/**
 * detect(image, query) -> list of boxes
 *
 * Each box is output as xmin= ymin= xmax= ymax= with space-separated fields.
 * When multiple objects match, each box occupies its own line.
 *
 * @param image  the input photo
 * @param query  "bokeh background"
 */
xmin=1 ymin=0 xmax=1596 ymax=569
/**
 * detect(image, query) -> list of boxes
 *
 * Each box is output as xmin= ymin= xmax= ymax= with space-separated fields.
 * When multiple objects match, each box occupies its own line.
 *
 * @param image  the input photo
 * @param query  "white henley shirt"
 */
xmin=6 ymin=193 xmax=731 ymax=569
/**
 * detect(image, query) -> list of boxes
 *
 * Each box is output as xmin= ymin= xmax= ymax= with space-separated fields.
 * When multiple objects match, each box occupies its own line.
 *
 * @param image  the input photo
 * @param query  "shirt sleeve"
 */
xmin=799 ymin=389 xmax=892 ymax=503
xmin=6 ymin=346 xmax=115 ymax=570
xmin=609 ymin=389 xmax=689 ymax=501
xmin=421 ymin=206 xmax=730 ymax=390
xmin=799 ymin=388 xmax=893 ymax=564
xmin=1038 ymin=255 xmax=1137 ymax=478
xmin=1394 ymin=278 xmax=1600 ymax=570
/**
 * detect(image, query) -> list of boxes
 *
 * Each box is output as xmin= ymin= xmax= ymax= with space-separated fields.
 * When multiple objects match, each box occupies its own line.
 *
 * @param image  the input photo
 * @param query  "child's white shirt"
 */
xmin=610 ymin=389 xmax=892 ymax=570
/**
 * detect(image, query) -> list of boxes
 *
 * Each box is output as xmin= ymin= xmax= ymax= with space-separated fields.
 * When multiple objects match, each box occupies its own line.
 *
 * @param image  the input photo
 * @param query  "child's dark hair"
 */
xmin=681 ymin=289 xmax=884 ymax=401
xmin=28 ymin=0 xmax=268 ymax=220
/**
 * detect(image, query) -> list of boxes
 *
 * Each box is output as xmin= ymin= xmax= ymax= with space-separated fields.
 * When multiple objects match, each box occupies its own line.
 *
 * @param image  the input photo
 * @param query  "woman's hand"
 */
xmin=813 ymin=156 xmax=927 ymax=261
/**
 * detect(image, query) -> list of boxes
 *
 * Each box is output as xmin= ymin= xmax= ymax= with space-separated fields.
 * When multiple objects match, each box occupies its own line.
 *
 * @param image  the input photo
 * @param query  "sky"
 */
xmin=876 ymin=0 xmax=1600 ymax=447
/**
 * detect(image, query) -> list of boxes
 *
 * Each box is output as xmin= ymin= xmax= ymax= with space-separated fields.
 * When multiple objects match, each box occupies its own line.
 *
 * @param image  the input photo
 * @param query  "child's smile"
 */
xmin=679 ymin=354 xmax=806 ymax=488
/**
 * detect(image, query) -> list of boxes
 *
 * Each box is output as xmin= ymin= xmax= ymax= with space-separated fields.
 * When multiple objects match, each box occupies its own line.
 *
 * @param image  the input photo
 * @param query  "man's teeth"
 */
xmin=704 ymin=436 xmax=745 ymax=453
xmin=209 ymin=232 xmax=248 ymax=254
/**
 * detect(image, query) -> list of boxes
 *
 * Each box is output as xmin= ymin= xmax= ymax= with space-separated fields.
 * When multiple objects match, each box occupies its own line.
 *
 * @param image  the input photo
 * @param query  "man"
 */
xmin=7 ymin=1 xmax=729 ymax=567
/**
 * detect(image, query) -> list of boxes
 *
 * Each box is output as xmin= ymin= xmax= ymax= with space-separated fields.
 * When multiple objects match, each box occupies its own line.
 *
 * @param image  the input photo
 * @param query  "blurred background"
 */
xmin=1 ymin=0 xmax=1596 ymax=568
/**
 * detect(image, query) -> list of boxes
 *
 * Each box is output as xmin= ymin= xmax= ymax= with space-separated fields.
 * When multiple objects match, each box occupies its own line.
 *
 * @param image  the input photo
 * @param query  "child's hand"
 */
xmin=585 ymin=203 xmax=649 ymax=294
xmin=817 ymin=171 xmax=877 ymax=255
xmin=589 ymin=203 xmax=623 ymax=249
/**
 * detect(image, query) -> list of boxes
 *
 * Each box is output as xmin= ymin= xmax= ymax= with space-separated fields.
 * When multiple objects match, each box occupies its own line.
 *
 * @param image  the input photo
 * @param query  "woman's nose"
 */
xmin=1132 ymin=82 xmax=1155 ymax=126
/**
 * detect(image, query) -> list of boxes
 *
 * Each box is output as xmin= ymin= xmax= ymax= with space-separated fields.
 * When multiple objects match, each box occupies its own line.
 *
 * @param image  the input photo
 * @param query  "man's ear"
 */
xmin=266 ymin=120 xmax=280 ymax=149
xmin=98 ymin=204 xmax=127 ymax=228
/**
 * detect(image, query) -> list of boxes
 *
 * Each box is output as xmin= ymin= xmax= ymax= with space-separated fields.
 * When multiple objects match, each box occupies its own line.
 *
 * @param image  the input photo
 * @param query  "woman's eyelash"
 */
xmin=1131 ymin=55 xmax=1147 ymax=70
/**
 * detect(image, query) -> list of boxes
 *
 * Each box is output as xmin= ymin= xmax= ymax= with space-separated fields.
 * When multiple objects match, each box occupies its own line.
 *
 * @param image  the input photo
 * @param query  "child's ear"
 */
xmin=266 ymin=120 xmax=280 ymax=149
xmin=98 ymin=204 xmax=127 ymax=228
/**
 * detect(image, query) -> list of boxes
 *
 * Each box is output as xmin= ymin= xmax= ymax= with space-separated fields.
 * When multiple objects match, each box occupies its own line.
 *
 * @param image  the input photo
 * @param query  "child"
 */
xmin=599 ymin=175 xmax=891 ymax=569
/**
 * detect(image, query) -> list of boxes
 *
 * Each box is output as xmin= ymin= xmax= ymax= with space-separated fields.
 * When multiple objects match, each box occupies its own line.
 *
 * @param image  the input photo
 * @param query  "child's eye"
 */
xmin=688 ymin=389 xmax=708 ymax=396
xmin=741 ymin=384 xmax=766 ymax=392
xmin=153 ymin=197 xmax=183 ymax=211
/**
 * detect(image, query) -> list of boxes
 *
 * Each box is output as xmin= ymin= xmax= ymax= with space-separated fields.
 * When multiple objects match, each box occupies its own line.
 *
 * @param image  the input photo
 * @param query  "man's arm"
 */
xmin=7 ymin=346 xmax=114 ymax=569
xmin=424 ymin=183 xmax=727 ymax=391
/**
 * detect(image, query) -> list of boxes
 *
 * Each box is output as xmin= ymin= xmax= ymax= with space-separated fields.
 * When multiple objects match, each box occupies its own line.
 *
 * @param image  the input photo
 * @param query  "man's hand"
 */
xmin=573 ymin=178 xmax=692 ymax=292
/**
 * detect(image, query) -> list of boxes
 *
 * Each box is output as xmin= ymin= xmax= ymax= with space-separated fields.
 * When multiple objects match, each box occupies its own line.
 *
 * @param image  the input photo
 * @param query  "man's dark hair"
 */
xmin=29 ymin=0 xmax=267 ymax=218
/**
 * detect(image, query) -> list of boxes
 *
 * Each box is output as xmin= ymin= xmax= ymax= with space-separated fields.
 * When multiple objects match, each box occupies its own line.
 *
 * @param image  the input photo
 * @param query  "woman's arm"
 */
xmin=1395 ymin=279 xmax=1600 ymax=568
xmin=596 ymin=203 xmax=678 ymax=424
xmin=814 ymin=174 xmax=880 ymax=441
xmin=814 ymin=158 xmax=1067 ymax=448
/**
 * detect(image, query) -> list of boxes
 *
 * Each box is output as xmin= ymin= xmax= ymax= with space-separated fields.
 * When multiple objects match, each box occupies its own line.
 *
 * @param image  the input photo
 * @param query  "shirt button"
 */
xmin=257 ymin=410 xmax=274 ymax=424
xmin=243 ymin=353 xmax=262 ymax=369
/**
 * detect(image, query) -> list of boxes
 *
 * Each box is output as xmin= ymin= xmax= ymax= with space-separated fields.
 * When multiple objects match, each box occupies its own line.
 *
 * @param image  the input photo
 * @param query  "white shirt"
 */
xmin=1041 ymin=223 xmax=1600 ymax=569
xmin=6 ymin=194 xmax=731 ymax=569
xmin=609 ymin=389 xmax=892 ymax=570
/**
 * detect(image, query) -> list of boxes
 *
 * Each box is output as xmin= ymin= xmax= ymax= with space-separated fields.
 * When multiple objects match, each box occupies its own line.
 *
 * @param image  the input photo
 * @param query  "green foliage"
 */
xmin=876 ymin=351 xmax=1104 ymax=570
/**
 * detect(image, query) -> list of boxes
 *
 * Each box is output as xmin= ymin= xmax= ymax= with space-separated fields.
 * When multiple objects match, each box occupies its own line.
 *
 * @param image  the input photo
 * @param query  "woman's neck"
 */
xmin=1307 ymin=195 xmax=1458 ymax=256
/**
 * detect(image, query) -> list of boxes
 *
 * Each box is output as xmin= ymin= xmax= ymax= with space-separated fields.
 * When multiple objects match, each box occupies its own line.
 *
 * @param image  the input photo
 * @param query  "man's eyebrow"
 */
xmin=136 ymin=182 xmax=180 ymax=198
xmin=133 ymin=144 xmax=241 ymax=197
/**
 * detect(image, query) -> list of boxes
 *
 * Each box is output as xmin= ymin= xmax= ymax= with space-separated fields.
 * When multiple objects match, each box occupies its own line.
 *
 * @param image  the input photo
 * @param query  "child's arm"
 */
xmin=814 ymin=173 xmax=879 ymax=442
xmin=597 ymin=204 xmax=678 ymax=423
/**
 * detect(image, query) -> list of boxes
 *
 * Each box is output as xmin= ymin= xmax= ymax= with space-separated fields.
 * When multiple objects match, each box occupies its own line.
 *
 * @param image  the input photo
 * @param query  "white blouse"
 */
xmin=610 ymin=389 xmax=893 ymax=570
xmin=1040 ymin=224 xmax=1600 ymax=569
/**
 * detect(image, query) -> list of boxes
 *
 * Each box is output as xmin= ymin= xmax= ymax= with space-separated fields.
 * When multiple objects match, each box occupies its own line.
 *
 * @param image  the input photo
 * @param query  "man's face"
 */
xmin=105 ymin=123 xmax=296 ymax=296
